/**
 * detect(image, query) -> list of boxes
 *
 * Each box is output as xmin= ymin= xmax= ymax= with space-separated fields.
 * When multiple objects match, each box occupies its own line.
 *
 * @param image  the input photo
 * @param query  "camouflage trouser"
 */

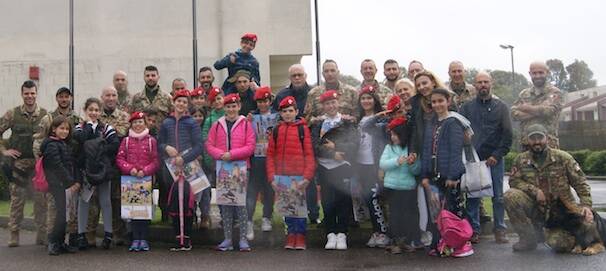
xmin=8 ymin=159 xmax=47 ymax=235
xmin=504 ymin=188 xmax=576 ymax=252
xmin=47 ymin=190 xmax=78 ymax=235
xmin=87 ymin=175 xmax=125 ymax=238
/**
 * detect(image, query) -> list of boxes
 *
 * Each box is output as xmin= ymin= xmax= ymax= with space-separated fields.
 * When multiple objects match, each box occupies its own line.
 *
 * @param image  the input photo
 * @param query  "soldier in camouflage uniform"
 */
xmin=130 ymin=65 xmax=174 ymax=125
xmin=359 ymin=59 xmax=393 ymax=107
xmin=113 ymin=71 xmax=132 ymax=113
xmin=446 ymin=61 xmax=477 ymax=109
xmin=0 ymin=80 xmax=48 ymax=247
xmin=381 ymin=59 xmax=402 ymax=91
xmin=85 ymin=86 xmax=130 ymax=246
xmin=304 ymin=59 xmax=359 ymax=120
xmin=511 ymin=62 xmax=563 ymax=149
xmin=33 ymin=87 xmax=82 ymax=247
xmin=504 ymin=124 xmax=603 ymax=255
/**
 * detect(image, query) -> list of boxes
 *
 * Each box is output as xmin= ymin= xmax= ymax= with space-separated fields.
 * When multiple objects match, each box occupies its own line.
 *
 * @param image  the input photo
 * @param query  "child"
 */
xmin=74 ymin=98 xmax=120 ymax=250
xmin=206 ymin=94 xmax=255 ymax=252
xmin=189 ymin=88 xmax=207 ymax=111
xmin=202 ymin=87 xmax=225 ymax=186
xmin=189 ymin=106 xmax=210 ymax=229
xmin=214 ymin=33 xmax=260 ymax=94
xmin=310 ymin=90 xmax=359 ymax=250
xmin=379 ymin=117 xmax=421 ymax=254
xmin=246 ymin=86 xmax=278 ymax=239
xmin=115 ymin=112 xmax=159 ymax=252
xmin=158 ymin=90 xmax=203 ymax=251
xmin=267 ymin=96 xmax=315 ymax=250
xmin=42 ymin=116 xmax=80 ymax=255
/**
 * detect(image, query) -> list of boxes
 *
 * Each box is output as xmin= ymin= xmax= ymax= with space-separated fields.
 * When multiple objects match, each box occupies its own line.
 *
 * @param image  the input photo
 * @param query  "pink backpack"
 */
xmin=436 ymin=209 xmax=473 ymax=249
xmin=33 ymin=158 xmax=48 ymax=192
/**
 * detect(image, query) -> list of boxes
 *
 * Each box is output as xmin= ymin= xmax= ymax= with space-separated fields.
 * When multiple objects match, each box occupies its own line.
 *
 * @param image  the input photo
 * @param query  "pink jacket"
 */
xmin=116 ymin=129 xmax=160 ymax=176
xmin=205 ymin=116 xmax=255 ymax=166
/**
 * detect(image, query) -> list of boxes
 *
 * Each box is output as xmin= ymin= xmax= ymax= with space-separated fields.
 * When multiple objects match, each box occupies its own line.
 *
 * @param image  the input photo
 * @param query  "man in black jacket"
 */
xmin=460 ymin=71 xmax=513 ymax=244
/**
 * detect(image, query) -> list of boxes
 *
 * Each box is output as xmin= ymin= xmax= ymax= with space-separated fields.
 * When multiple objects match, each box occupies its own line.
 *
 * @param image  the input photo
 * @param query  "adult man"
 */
xmin=511 ymin=62 xmax=563 ymax=149
xmin=382 ymin=59 xmax=401 ymax=91
xmin=197 ymin=66 xmax=216 ymax=94
xmin=113 ymin=71 xmax=131 ymax=113
xmin=0 ymin=80 xmax=48 ymax=247
xmin=460 ymin=72 xmax=513 ymax=244
xmin=273 ymin=64 xmax=311 ymax=118
xmin=447 ymin=61 xmax=476 ymax=109
xmin=131 ymin=65 xmax=174 ymax=124
xmin=504 ymin=124 xmax=603 ymax=255
xmin=359 ymin=59 xmax=393 ymax=106
xmin=171 ymin=78 xmax=187 ymax=97
xmin=304 ymin=59 xmax=358 ymax=119
xmin=86 ymin=86 xmax=129 ymax=246
xmin=407 ymin=60 xmax=424 ymax=80
xmin=230 ymin=70 xmax=257 ymax=116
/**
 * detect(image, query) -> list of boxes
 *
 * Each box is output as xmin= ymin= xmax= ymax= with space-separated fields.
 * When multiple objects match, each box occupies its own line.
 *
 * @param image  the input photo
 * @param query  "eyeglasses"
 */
xmin=290 ymin=73 xmax=305 ymax=78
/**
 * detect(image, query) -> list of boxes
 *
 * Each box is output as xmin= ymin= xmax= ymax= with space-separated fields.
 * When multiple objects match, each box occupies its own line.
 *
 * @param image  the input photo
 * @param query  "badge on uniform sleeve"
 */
xmin=510 ymin=166 xmax=518 ymax=176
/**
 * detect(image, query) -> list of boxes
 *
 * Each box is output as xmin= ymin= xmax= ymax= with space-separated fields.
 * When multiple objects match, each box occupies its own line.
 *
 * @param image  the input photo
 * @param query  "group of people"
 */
xmin=1 ymin=32 xmax=604 ymax=258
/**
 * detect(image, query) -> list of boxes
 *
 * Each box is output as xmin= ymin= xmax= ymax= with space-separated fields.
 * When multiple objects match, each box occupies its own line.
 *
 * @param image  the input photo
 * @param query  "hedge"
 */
xmin=504 ymin=149 xmax=606 ymax=176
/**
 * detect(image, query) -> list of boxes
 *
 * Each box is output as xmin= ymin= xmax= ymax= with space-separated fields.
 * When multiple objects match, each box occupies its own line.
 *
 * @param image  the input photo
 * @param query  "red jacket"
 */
xmin=266 ymin=118 xmax=316 ymax=182
xmin=116 ymin=129 xmax=159 ymax=176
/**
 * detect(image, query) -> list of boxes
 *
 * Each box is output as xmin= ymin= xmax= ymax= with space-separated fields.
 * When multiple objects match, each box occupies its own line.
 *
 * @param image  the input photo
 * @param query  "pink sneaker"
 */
xmin=452 ymin=241 xmax=474 ymax=258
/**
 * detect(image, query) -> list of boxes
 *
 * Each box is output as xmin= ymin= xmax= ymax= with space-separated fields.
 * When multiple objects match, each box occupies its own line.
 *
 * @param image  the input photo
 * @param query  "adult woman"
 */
xmin=394 ymin=78 xmax=417 ymax=114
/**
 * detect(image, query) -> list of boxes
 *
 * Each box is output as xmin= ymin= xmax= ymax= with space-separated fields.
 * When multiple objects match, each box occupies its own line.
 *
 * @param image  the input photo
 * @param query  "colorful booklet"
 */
xmin=274 ymin=175 xmax=308 ymax=218
xmin=120 ymin=175 xmax=153 ymax=220
xmin=215 ymin=160 xmax=248 ymax=206
xmin=252 ymin=113 xmax=278 ymax=157
xmin=165 ymin=149 xmax=210 ymax=194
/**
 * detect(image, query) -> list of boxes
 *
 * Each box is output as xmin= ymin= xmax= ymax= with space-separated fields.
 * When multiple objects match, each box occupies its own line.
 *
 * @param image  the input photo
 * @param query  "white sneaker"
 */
xmin=366 ymin=232 xmax=378 ymax=248
xmin=336 ymin=233 xmax=347 ymax=250
xmin=325 ymin=233 xmax=337 ymax=250
xmin=374 ymin=233 xmax=391 ymax=248
xmin=246 ymin=221 xmax=255 ymax=240
xmin=261 ymin=217 xmax=272 ymax=232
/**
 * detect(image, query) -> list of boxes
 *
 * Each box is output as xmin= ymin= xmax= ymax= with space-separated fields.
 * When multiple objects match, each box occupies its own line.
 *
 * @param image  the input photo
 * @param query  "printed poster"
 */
xmin=274 ymin=175 xmax=308 ymax=218
xmin=165 ymin=149 xmax=210 ymax=194
xmin=120 ymin=175 xmax=153 ymax=220
xmin=215 ymin=160 xmax=248 ymax=206
xmin=252 ymin=113 xmax=278 ymax=157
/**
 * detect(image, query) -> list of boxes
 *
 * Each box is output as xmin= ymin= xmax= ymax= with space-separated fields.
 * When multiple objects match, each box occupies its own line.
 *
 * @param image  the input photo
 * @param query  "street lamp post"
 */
xmin=500 ymin=44 xmax=515 ymax=92
xmin=314 ymin=0 xmax=321 ymax=86
xmin=192 ymin=0 xmax=198 ymax=89
xmin=69 ymin=0 xmax=74 ymax=109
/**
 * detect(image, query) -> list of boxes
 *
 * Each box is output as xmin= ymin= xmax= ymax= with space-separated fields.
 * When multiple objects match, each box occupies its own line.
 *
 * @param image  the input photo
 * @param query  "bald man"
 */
xmin=113 ymin=71 xmax=131 ymax=113
xmin=447 ymin=61 xmax=476 ymax=109
xmin=511 ymin=62 xmax=563 ymax=149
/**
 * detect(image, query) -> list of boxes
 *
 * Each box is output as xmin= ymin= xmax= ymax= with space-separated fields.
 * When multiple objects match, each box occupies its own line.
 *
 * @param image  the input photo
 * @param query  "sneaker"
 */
xmin=246 ymin=221 xmax=255 ymax=240
xmin=129 ymin=240 xmax=140 ymax=252
xmin=325 ymin=233 xmax=337 ymax=250
xmin=452 ymin=241 xmax=474 ymax=257
xmin=139 ymin=240 xmax=150 ymax=252
xmin=77 ymin=234 xmax=89 ymax=251
xmin=48 ymin=243 xmax=61 ymax=256
xmin=284 ymin=234 xmax=296 ymax=250
xmin=215 ymin=239 xmax=233 ymax=251
xmin=261 ymin=217 xmax=273 ymax=232
xmin=295 ymin=234 xmax=306 ymax=250
xmin=239 ymin=239 xmax=251 ymax=252
xmin=101 ymin=232 xmax=113 ymax=250
xmin=470 ymin=232 xmax=480 ymax=244
xmin=181 ymin=238 xmax=192 ymax=251
xmin=374 ymin=233 xmax=391 ymax=248
xmin=336 ymin=233 xmax=348 ymax=250
xmin=366 ymin=232 xmax=378 ymax=248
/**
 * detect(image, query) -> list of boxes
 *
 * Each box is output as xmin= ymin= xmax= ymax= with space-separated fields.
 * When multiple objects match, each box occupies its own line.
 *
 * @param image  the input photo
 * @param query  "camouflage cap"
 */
xmin=526 ymin=123 xmax=547 ymax=137
xmin=227 ymin=70 xmax=251 ymax=83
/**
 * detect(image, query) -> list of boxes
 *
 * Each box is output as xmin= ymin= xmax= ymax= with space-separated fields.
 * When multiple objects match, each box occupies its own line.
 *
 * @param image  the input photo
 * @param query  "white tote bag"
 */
xmin=460 ymin=146 xmax=493 ymax=198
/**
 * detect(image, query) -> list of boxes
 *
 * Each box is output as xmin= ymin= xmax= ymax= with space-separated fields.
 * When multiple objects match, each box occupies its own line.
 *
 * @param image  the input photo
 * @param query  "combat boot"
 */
xmin=68 ymin=233 xmax=78 ymax=248
xmin=8 ymin=231 xmax=19 ymax=247
xmin=36 ymin=230 xmax=47 ymax=246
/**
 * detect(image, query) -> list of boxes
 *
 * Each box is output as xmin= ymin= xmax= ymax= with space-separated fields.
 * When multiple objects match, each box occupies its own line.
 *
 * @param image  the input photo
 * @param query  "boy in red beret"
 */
xmin=267 ymin=96 xmax=316 ymax=250
xmin=214 ymin=33 xmax=260 ymax=94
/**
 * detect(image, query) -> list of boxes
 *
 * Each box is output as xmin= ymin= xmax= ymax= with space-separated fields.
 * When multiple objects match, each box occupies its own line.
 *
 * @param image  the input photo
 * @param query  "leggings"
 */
xmin=355 ymin=164 xmax=387 ymax=234
xmin=78 ymin=181 xmax=112 ymax=234
xmin=131 ymin=220 xmax=150 ymax=240
xmin=221 ymin=205 xmax=248 ymax=241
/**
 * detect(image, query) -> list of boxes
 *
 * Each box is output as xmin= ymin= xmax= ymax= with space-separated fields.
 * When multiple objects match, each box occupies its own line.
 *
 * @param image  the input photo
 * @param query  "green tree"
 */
xmin=338 ymin=74 xmax=361 ymax=87
xmin=566 ymin=59 xmax=597 ymax=91
xmin=546 ymin=59 xmax=568 ymax=91
xmin=489 ymin=70 xmax=529 ymax=106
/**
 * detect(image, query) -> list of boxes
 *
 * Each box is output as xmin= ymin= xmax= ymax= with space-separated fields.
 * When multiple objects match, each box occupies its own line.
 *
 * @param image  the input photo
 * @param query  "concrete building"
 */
xmin=0 ymin=0 xmax=312 ymax=113
xmin=561 ymin=85 xmax=606 ymax=121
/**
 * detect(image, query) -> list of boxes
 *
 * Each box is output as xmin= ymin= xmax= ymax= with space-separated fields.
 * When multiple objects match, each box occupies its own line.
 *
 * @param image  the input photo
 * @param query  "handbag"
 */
xmin=460 ymin=145 xmax=493 ymax=198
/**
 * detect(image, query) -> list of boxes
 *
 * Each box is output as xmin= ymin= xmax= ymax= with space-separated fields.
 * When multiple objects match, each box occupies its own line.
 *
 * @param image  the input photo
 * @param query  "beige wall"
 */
xmin=0 ymin=0 xmax=312 ymax=114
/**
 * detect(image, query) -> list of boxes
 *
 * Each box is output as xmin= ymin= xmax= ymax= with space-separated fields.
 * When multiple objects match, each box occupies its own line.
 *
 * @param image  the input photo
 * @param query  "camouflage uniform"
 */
xmin=0 ymin=105 xmax=48 ymax=245
xmin=511 ymin=83 xmax=563 ymax=149
xmin=304 ymin=81 xmax=359 ymax=119
xmin=359 ymin=80 xmax=393 ymax=108
xmin=131 ymin=85 xmax=174 ymax=125
xmin=447 ymin=82 xmax=476 ymax=109
xmin=504 ymin=147 xmax=595 ymax=252
xmin=117 ymin=91 xmax=132 ymax=113
xmin=86 ymin=108 xmax=130 ymax=243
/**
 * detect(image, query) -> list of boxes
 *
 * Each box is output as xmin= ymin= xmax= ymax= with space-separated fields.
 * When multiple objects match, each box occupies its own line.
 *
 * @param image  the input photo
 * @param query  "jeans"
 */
xmin=466 ymin=159 xmax=506 ymax=233
xmin=285 ymin=217 xmax=307 ymax=234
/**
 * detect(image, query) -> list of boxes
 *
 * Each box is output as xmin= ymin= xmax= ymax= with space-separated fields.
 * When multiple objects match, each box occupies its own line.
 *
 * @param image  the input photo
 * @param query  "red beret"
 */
xmin=190 ymin=87 xmax=204 ymax=97
xmin=386 ymin=95 xmax=402 ymax=112
xmin=360 ymin=85 xmax=376 ymax=96
xmin=241 ymin=33 xmax=258 ymax=42
xmin=173 ymin=89 xmax=190 ymax=101
xmin=223 ymin=93 xmax=241 ymax=106
xmin=387 ymin=116 xmax=408 ymax=130
xmin=279 ymin=96 xmax=297 ymax=110
xmin=320 ymin=90 xmax=339 ymax=103
xmin=129 ymin=111 xmax=146 ymax=123
xmin=207 ymin=87 xmax=223 ymax=103
xmin=254 ymin=86 xmax=272 ymax=101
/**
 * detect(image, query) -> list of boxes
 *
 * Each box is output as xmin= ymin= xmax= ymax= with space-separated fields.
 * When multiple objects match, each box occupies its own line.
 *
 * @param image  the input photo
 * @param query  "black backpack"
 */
xmin=82 ymin=137 xmax=109 ymax=185
xmin=272 ymin=124 xmax=305 ymax=151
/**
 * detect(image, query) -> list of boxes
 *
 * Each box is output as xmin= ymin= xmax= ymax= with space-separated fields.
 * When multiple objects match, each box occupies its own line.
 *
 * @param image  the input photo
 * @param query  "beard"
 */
xmin=532 ymin=77 xmax=546 ymax=88
xmin=478 ymin=88 xmax=490 ymax=98
xmin=201 ymin=82 xmax=212 ymax=89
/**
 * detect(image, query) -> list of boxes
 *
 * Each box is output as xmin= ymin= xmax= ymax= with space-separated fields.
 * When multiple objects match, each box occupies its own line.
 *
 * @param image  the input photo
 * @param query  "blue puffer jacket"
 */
xmin=214 ymin=49 xmax=260 ymax=94
xmin=421 ymin=115 xmax=465 ymax=181
xmin=158 ymin=114 xmax=203 ymax=164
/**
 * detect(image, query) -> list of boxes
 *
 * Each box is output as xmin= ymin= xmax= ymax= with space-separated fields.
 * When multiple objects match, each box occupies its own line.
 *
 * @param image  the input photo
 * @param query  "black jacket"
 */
xmin=74 ymin=121 xmax=120 ymax=183
xmin=41 ymin=137 xmax=80 ymax=189
xmin=311 ymin=118 xmax=360 ymax=163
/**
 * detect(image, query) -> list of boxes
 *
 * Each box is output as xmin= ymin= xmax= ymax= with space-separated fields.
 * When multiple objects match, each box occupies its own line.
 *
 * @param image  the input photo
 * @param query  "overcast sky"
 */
xmin=301 ymin=0 xmax=606 ymax=86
